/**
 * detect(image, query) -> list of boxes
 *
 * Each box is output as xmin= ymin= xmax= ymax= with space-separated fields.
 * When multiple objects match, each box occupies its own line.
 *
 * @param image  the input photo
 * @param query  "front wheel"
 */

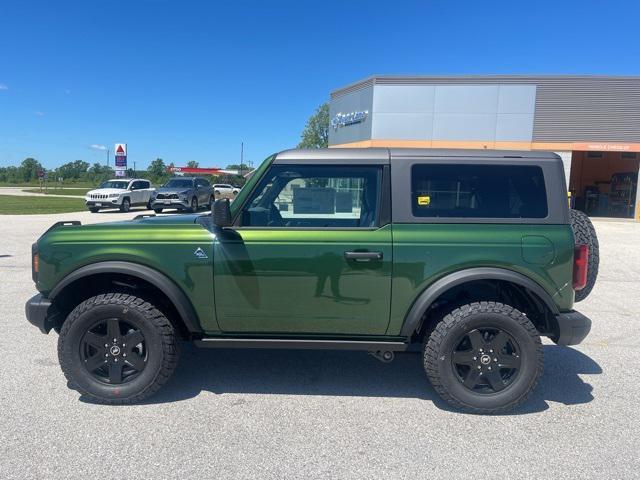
xmin=119 ymin=198 xmax=131 ymax=212
xmin=89 ymin=207 xmax=100 ymax=213
xmin=58 ymin=293 xmax=179 ymax=404
xmin=424 ymin=302 xmax=543 ymax=414
xmin=189 ymin=196 xmax=198 ymax=213
xmin=208 ymin=196 xmax=215 ymax=209
xmin=153 ymin=208 xmax=163 ymax=214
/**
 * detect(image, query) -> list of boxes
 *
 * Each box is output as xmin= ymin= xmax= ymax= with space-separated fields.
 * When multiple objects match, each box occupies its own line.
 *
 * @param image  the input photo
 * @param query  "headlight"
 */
xmin=109 ymin=193 xmax=120 ymax=198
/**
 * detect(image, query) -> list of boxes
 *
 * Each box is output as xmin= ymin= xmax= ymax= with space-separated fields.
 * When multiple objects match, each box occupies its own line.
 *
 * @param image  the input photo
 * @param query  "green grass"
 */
xmin=23 ymin=188 xmax=89 ymax=196
xmin=0 ymin=195 xmax=86 ymax=214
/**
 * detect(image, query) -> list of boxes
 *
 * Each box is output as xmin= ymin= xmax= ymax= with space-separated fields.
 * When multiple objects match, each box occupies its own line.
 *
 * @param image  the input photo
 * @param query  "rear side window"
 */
xmin=411 ymin=164 xmax=548 ymax=218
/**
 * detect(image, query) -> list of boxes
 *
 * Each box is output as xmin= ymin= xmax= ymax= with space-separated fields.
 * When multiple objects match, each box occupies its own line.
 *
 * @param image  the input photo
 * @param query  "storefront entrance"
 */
xmin=569 ymin=151 xmax=639 ymax=218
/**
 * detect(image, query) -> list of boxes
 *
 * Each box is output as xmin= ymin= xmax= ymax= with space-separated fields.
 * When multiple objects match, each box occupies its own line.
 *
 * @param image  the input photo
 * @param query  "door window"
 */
xmin=241 ymin=165 xmax=382 ymax=228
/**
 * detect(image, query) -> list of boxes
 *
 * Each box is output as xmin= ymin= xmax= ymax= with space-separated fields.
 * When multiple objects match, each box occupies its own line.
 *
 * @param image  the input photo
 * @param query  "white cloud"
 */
xmin=35 ymin=111 xmax=45 ymax=117
xmin=90 ymin=144 xmax=107 ymax=151
xmin=0 ymin=84 xmax=8 ymax=90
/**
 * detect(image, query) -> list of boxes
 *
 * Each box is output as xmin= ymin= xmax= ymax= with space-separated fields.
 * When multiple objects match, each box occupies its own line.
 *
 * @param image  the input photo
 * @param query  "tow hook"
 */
xmin=369 ymin=350 xmax=395 ymax=363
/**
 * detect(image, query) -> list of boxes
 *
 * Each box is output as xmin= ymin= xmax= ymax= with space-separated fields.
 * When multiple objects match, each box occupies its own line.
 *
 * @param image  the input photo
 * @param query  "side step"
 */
xmin=194 ymin=338 xmax=409 ymax=352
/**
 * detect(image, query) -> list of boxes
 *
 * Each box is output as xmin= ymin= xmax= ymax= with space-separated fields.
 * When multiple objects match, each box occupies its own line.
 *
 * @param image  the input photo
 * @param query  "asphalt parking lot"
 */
xmin=1 ymin=210 xmax=639 ymax=479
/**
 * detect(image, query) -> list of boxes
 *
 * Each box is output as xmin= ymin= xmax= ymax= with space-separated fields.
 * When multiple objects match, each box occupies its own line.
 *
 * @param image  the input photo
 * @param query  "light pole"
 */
xmin=240 ymin=142 xmax=244 ymax=177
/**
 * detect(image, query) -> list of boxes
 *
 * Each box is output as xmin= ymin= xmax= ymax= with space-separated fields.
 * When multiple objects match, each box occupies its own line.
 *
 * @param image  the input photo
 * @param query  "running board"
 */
xmin=194 ymin=338 xmax=409 ymax=352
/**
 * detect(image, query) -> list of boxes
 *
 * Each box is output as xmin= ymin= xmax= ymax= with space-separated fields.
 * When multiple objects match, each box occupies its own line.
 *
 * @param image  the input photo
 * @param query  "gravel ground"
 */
xmin=1 ymin=211 xmax=639 ymax=479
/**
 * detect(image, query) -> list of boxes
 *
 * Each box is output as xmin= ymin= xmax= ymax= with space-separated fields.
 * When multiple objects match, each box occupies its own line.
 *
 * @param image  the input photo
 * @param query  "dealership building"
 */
xmin=329 ymin=75 xmax=640 ymax=219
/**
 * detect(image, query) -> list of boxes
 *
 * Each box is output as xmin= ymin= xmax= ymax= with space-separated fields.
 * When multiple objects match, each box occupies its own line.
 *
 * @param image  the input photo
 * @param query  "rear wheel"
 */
xmin=570 ymin=209 xmax=599 ymax=301
xmin=424 ymin=302 xmax=543 ymax=414
xmin=119 ymin=198 xmax=131 ymax=213
xmin=58 ymin=293 xmax=178 ymax=404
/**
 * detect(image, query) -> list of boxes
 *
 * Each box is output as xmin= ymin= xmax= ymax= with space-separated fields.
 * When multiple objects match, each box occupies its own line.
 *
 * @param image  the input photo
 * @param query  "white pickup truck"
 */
xmin=85 ymin=178 xmax=155 ymax=213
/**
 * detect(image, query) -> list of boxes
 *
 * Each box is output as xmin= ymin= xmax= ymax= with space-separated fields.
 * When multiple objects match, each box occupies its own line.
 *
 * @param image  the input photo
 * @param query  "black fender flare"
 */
xmin=49 ymin=261 xmax=202 ymax=334
xmin=400 ymin=267 xmax=560 ymax=337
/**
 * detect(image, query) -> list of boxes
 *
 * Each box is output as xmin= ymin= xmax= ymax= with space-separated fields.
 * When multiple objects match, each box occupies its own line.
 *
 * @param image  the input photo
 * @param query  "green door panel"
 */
xmin=388 ymin=223 xmax=575 ymax=336
xmin=213 ymin=225 xmax=393 ymax=335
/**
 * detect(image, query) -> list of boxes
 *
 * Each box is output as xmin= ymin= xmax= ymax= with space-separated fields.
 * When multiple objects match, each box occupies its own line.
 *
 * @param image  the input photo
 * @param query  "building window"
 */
xmin=411 ymin=164 xmax=548 ymax=218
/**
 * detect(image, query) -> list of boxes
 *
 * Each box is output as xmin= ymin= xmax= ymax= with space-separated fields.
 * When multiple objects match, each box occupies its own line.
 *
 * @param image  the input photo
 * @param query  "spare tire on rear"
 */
xmin=570 ymin=209 xmax=599 ymax=302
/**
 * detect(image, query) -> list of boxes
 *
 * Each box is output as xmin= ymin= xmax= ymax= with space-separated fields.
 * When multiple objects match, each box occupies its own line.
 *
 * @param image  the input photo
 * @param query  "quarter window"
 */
xmin=411 ymin=164 xmax=548 ymax=218
xmin=241 ymin=165 xmax=382 ymax=228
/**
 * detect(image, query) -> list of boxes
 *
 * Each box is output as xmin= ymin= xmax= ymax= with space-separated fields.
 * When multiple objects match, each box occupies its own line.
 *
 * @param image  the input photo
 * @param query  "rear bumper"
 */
xmin=552 ymin=310 xmax=592 ymax=346
xmin=25 ymin=293 xmax=53 ymax=334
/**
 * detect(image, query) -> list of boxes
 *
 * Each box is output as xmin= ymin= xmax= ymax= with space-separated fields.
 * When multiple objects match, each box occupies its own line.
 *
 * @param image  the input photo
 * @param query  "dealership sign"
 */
xmin=331 ymin=110 xmax=368 ymax=130
xmin=114 ymin=143 xmax=127 ymax=177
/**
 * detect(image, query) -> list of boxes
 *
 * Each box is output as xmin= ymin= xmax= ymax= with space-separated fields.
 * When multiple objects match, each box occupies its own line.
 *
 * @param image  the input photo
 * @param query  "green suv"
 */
xmin=25 ymin=148 xmax=598 ymax=413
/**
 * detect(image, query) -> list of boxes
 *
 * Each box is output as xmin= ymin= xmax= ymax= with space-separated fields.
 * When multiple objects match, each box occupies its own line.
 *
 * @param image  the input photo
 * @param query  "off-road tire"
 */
xmin=58 ymin=293 xmax=179 ymax=404
xmin=570 ymin=209 xmax=599 ymax=301
xmin=424 ymin=302 xmax=543 ymax=414
xmin=119 ymin=197 xmax=131 ymax=213
xmin=89 ymin=207 xmax=100 ymax=213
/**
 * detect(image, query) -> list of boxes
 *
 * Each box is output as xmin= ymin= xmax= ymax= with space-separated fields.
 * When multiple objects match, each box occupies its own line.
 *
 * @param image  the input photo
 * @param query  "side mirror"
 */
xmin=213 ymin=198 xmax=232 ymax=227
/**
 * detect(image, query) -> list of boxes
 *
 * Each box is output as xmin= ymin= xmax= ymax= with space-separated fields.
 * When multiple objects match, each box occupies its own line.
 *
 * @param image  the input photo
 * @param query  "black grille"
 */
xmin=156 ymin=193 xmax=179 ymax=199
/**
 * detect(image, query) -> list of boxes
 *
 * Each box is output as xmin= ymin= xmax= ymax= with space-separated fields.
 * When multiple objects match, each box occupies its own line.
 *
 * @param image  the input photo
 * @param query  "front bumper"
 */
xmin=552 ymin=310 xmax=592 ymax=346
xmin=86 ymin=199 xmax=119 ymax=207
xmin=25 ymin=293 xmax=53 ymax=334
xmin=151 ymin=199 xmax=190 ymax=210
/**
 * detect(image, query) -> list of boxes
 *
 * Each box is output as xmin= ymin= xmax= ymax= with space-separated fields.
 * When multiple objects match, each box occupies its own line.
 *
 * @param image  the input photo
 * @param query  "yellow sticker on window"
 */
xmin=417 ymin=195 xmax=431 ymax=206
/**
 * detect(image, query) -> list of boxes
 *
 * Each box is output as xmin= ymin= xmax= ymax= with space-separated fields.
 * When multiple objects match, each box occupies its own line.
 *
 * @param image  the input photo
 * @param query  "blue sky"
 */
xmin=1 ymin=0 xmax=639 ymax=170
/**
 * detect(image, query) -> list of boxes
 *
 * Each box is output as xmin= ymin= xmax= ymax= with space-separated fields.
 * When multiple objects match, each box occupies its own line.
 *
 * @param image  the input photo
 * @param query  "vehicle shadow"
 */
xmin=102 ymin=344 xmax=601 ymax=414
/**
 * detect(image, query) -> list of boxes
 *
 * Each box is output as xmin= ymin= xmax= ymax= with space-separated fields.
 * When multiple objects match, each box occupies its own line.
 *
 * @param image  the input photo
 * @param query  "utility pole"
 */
xmin=106 ymin=148 xmax=110 ymax=167
xmin=240 ymin=142 xmax=244 ymax=177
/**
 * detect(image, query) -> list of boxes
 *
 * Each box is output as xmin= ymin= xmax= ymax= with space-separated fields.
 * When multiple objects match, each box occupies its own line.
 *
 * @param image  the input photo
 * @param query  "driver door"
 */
xmin=213 ymin=163 xmax=392 ymax=336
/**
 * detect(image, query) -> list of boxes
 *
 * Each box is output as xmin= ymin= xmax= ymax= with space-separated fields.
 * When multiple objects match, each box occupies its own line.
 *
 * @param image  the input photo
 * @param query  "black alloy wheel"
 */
xmin=450 ymin=327 xmax=521 ymax=393
xmin=79 ymin=317 xmax=147 ymax=384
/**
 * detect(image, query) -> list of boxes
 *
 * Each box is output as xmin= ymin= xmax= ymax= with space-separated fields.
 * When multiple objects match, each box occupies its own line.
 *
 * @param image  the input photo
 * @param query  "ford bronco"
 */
xmin=25 ymin=148 xmax=599 ymax=413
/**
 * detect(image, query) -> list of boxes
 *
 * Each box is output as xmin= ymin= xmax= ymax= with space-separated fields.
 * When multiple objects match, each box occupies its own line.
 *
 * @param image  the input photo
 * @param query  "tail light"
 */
xmin=573 ymin=244 xmax=589 ymax=290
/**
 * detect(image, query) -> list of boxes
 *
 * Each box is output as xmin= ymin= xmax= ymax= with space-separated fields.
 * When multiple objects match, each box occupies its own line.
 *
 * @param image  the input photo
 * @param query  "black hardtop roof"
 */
xmin=274 ymin=148 xmax=561 ymax=165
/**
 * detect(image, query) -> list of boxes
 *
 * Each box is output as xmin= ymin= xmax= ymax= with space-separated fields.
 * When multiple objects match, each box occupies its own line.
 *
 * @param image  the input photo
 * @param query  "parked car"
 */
xmin=25 ymin=148 xmax=599 ymax=413
xmin=150 ymin=177 xmax=213 ymax=213
xmin=213 ymin=183 xmax=240 ymax=199
xmin=85 ymin=178 xmax=154 ymax=213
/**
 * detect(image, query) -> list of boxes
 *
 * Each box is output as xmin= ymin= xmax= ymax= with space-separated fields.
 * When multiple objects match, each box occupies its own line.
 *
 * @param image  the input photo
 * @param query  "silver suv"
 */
xmin=150 ymin=177 xmax=214 ymax=213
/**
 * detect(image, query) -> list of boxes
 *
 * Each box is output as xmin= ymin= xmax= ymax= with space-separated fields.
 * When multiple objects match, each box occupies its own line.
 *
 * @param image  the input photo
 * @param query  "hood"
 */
xmin=132 ymin=213 xmax=203 ymax=225
xmin=86 ymin=188 xmax=126 ymax=196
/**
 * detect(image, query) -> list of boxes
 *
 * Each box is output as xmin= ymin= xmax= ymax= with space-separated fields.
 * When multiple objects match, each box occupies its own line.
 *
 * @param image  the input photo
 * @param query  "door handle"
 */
xmin=344 ymin=251 xmax=383 ymax=262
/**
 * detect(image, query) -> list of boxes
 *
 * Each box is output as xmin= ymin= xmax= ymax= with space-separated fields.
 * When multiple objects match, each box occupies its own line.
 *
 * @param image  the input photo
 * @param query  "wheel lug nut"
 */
xmin=113 ymin=338 xmax=117 ymax=342
xmin=488 ymin=366 xmax=492 ymax=370
xmin=104 ymin=344 xmax=108 ymax=348
xmin=473 ymin=357 xmax=477 ymax=361
xmin=489 ymin=349 xmax=493 ymax=353
xmin=114 ymin=358 xmax=118 ymax=362
xmin=123 ymin=353 xmax=127 ymax=357
xmin=104 ymin=353 xmax=108 ymax=357
xmin=494 ymin=358 xmax=498 ymax=362
xmin=477 ymin=366 xmax=481 ymax=370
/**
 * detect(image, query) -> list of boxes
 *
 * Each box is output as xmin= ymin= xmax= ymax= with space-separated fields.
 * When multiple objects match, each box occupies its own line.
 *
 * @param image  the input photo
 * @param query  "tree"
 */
xmin=298 ymin=102 xmax=329 ymax=149
xmin=147 ymin=158 xmax=166 ymax=178
xmin=19 ymin=158 xmax=43 ymax=182
xmin=56 ymin=160 xmax=89 ymax=180
xmin=186 ymin=160 xmax=199 ymax=168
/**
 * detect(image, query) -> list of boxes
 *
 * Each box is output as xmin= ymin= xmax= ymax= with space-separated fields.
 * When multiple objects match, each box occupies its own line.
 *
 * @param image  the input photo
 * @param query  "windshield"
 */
xmin=163 ymin=179 xmax=194 ymax=188
xmin=98 ymin=181 xmax=129 ymax=189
